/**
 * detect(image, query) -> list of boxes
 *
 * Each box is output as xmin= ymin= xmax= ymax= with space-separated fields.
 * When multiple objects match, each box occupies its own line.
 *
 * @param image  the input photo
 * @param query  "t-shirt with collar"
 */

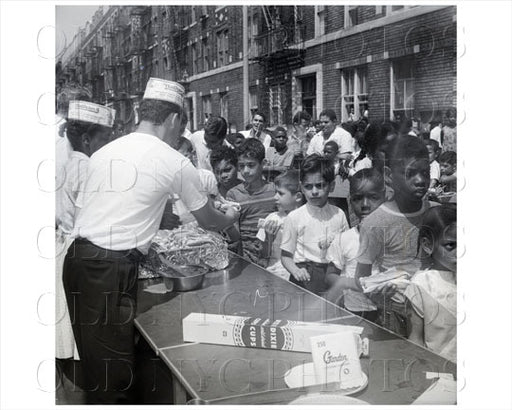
xmin=265 ymin=146 xmax=295 ymax=168
xmin=226 ymin=181 xmax=277 ymax=263
xmin=306 ymin=126 xmax=354 ymax=156
xmin=357 ymin=200 xmax=440 ymax=274
xmin=280 ymin=202 xmax=349 ymax=264
xmin=72 ymin=132 xmax=208 ymax=254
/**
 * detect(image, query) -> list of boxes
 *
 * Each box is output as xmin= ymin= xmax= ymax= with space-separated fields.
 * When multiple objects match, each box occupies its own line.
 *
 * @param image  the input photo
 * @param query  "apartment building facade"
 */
xmin=57 ymin=5 xmax=456 ymax=132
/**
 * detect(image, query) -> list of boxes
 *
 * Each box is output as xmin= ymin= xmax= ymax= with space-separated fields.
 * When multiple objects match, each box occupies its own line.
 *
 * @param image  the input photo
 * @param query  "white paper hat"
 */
xmin=68 ymin=101 xmax=116 ymax=127
xmin=143 ymin=77 xmax=185 ymax=107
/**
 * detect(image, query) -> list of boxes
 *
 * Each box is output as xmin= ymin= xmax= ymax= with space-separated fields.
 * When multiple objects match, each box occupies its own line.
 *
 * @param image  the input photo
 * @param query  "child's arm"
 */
xmin=281 ymin=250 xmax=310 ymax=282
xmin=257 ymin=231 xmax=274 ymax=268
xmin=406 ymin=299 xmax=425 ymax=347
xmin=354 ymin=263 xmax=372 ymax=288
xmin=325 ymin=263 xmax=360 ymax=304
xmin=439 ymin=171 xmax=457 ymax=185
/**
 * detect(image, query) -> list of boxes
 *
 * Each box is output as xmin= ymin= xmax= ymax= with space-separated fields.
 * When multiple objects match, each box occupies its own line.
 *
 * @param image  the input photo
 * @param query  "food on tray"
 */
xmin=147 ymin=224 xmax=229 ymax=276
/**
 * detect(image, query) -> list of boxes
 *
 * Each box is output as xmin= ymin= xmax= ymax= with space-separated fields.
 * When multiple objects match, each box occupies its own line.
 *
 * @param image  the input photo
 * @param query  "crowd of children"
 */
xmin=177 ymin=108 xmax=458 ymax=363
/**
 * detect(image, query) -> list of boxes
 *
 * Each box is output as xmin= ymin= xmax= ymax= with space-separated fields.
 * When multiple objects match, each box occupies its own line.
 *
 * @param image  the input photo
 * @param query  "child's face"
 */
xmin=350 ymin=180 xmax=385 ymax=220
xmin=274 ymin=186 xmax=298 ymax=213
xmin=178 ymin=146 xmax=197 ymax=166
xmin=234 ymin=137 xmax=244 ymax=149
xmin=238 ymin=155 xmax=263 ymax=185
xmin=430 ymin=224 xmax=457 ymax=272
xmin=426 ymin=145 xmax=437 ymax=163
xmin=391 ymin=158 xmax=430 ymax=201
xmin=213 ymin=159 xmax=237 ymax=188
xmin=314 ymin=122 xmax=324 ymax=133
xmin=323 ymin=145 xmax=338 ymax=161
xmin=301 ymin=172 xmax=333 ymax=208
xmin=273 ymin=131 xmax=288 ymax=150
xmin=440 ymin=161 xmax=456 ymax=176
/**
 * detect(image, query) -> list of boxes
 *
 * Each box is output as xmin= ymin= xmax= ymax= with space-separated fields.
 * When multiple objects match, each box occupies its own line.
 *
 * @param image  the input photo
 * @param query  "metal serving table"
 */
xmin=135 ymin=255 xmax=456 ymax=405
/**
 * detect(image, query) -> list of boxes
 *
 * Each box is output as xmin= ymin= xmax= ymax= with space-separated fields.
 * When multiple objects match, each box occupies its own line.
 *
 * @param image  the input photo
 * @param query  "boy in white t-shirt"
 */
xmin=425 ymin=139 xmax=441 ymax=190
xmin=257 ymin=170 xmax=304 ymax=280
xmin=280 ymin=154 xmax=349 ymax=295
xmin=324 ymin=168 xmax=386 ymax=321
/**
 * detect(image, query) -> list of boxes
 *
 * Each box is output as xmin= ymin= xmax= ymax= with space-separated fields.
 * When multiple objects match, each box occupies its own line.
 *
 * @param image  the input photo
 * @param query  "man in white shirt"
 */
xmin=429 ymin=119 xmax=442 ymax=149
xmin=189 ymin=115 xmax=229 ymax=171
xmin=55 ymin=101 xmax=115 ymax=361
xmin=306 ymin=109 xmax=354 ymax=160
xmin=63 ymin=78 xmax=239 ymax=404
xmin=240 ymin=111 xmax=272 ymax=150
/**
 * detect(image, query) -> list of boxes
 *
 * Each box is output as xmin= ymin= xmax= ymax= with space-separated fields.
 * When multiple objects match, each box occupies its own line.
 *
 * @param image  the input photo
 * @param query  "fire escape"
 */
xmin=160 ymin=6 xmax=190 ymax=85
xmin=250 ymin=6 xmax=306 ymax=124
xmin=250 ymin=6 xmax=305 ymax=79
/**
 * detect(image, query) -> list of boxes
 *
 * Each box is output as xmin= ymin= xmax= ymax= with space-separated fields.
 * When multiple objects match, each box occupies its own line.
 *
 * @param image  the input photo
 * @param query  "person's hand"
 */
xmin=370 ymin=282 xmax=398 ymax=297
xmin=292 ymin=267 xmax=311 ymax=282
xmin=263 ymin=219 xmax=281 ymax=236
xmin=224 ymin=205 xmax=240 ymax=223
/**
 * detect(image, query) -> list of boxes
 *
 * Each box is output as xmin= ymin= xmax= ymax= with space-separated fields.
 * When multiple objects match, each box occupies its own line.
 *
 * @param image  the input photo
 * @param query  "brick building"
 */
xmin=57 ymin=5 xmax=456 ymax=132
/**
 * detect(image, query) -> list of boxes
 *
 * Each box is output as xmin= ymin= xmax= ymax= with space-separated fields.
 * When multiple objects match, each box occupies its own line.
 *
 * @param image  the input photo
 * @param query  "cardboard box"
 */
xmin=182 ymin=313 xmax=363 ymax=353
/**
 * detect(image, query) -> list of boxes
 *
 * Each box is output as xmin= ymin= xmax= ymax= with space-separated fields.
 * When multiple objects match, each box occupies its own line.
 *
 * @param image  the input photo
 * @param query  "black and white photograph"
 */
xmin=0 ymin=1 xmax=511 ymax=409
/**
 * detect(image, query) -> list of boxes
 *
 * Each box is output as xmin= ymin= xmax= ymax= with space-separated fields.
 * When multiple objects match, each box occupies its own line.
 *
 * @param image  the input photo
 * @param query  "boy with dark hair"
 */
xmin=190 ymin=115 xmax=228 ymax=171
xmin=424 ymin=139 xmax=441 ymax=190
xmin=439 ymin=151 xmax=457 ymax=193
xmin=354 ymin=135 xmax=439 ymax=335
xmin=210 ymin=145 xmax=243 ymax=198
xmin=226 ymin=132 xmax=245 ymax=151
xmin=227 ymin=139 xmax=277 ymax=263
xmin=280 ymin=154 xmax=350 ymax=295
xmin=264 ymin=126 xmax=295 ymax=170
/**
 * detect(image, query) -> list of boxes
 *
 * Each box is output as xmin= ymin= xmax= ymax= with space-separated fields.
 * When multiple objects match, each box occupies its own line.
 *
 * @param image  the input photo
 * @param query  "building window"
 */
xmin=220 ymin=92 xmax=229 ymax=124
xmin=191 ymin=6 xmax=197 ymax=23
xmin=341 ymin=67 xmax=368 ymax=122
xmin=344 ymin=6 xmax=359 ymax=28
xmin=163 ymin=56 xmax=170 ymax=71
xmin=248 ymin=12 xmax=259 ymax=57
xmin=202 ymin=38 xmax=210 ymax=71
xmin=186 ymin=96 xmax=195 ymax=131
xmin=300 ymin=75 xmax=317 ymax=119
xmin=192 ymin=43 xmax=199 ymax=75
xmin=249 ymin=88 xmax=258 ymax=117
xmin=392 ymin=59 xmax=415 ymax=120
xmin=375 ymin=6 xmax=386 ymax=15
xmin=386 ymin=5 xmax=412 ymax=14
xmin=202 ymin=94 xmax=212 ymax=121
xmin=269 ymin=85 xmax=285 ymax=126
xmin=314 ymin=5 xmax=326 ymax=37
xmin=216 ymin=29 xmax=229 ymax=68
